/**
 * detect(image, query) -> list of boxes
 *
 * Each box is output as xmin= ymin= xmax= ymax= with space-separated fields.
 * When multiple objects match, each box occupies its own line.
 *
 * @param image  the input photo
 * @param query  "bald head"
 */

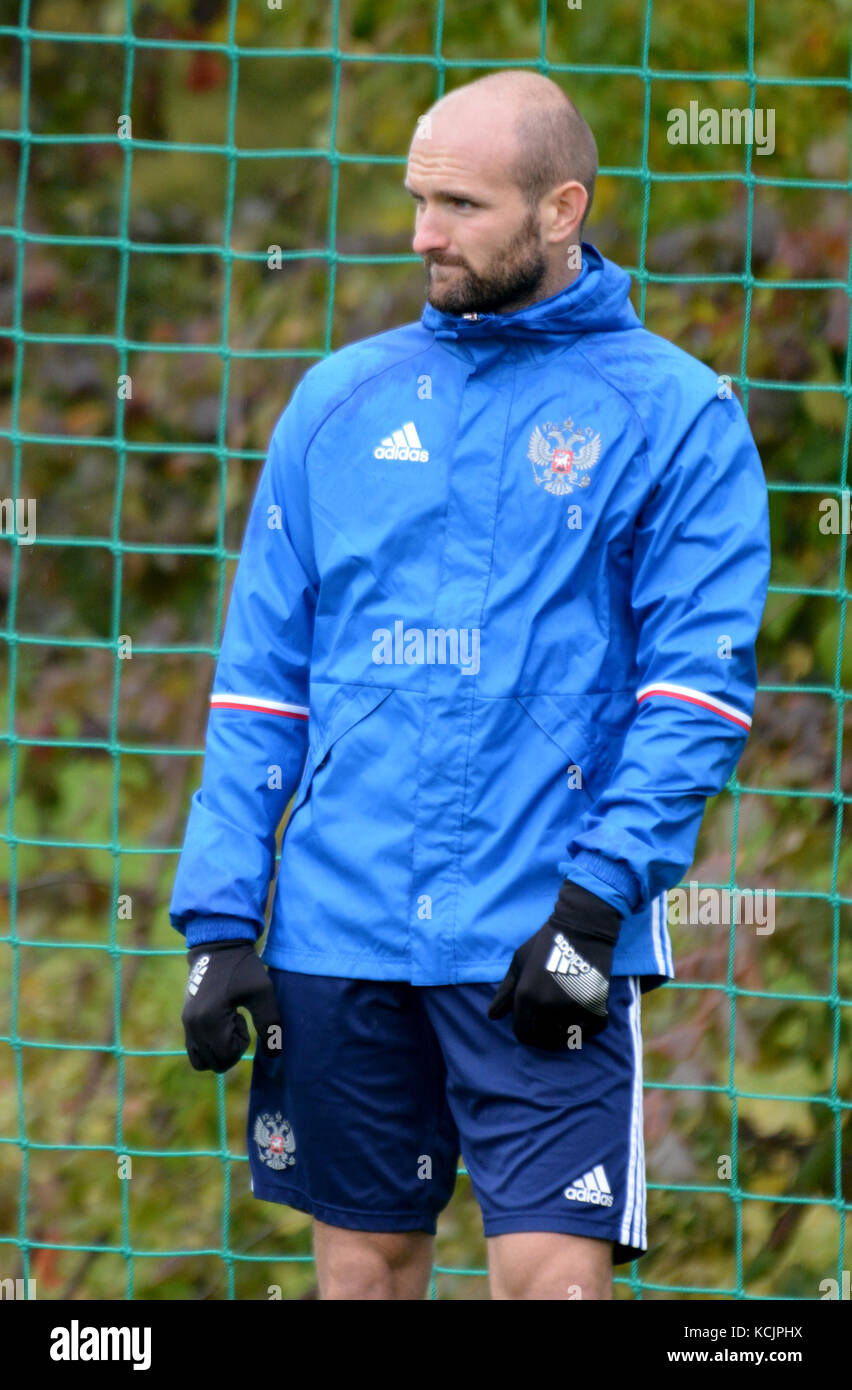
xmin=424 ymin=71 xmax=597 ymax=234
xmin=406 ymin=70 xmax=596 ymax=314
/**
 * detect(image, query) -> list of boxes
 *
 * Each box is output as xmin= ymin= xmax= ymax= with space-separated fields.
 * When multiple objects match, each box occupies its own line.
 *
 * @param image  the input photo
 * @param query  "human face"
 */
xmin=405 ymin=127 xmax=549 ymax=315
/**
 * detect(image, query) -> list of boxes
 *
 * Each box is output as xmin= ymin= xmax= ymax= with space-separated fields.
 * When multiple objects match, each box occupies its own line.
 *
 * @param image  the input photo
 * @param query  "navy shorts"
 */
xmin=247 ymin=971 xmax=647 ymax=1264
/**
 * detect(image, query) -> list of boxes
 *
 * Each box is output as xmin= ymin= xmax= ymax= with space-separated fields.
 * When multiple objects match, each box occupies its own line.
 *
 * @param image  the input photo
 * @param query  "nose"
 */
xmin=412 ymin=205 xmax=451 ymax=257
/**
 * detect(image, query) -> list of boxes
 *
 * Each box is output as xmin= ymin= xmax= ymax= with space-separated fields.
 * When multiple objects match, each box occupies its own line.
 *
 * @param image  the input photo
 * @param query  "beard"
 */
xmin=423 ymin=205 xmax=549 ymax=315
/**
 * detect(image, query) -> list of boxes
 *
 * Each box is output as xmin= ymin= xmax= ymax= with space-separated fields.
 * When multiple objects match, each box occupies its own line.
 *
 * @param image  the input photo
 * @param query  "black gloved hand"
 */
xmin=487 ymin=880 xmax=621 ymax=1050
xmin=181 ymin=939 xmax=283 ymax=1073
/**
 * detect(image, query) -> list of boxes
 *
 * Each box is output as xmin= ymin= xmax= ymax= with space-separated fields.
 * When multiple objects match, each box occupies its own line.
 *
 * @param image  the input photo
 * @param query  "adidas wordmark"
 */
xmin=564 ymin=1164 xmax=614 ymax=1207
xmin=374 ymin=421 xmax=429 ymax=462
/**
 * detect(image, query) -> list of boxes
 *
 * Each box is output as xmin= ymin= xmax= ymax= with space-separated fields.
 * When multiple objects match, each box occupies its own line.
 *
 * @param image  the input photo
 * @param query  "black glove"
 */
xmin=487 ymin=880 xmax=621 ymax=1050
xmin=181 ymin=939 xmax=283 ymax=1073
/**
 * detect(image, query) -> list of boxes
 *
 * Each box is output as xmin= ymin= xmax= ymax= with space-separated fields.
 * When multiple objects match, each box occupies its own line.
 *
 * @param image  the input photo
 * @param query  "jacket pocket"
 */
xmin=514 ymin=693 xmax=620 ymax=805
xmin=287 ymin=683 xmax=396 ymax=821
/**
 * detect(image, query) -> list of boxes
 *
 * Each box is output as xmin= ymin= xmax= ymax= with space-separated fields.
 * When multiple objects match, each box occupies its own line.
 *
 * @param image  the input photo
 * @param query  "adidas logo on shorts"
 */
xmin=373 ymin=421 xmax=429 ymax=462
xmin=564 ymin=1164 xmax=614 ymax=1207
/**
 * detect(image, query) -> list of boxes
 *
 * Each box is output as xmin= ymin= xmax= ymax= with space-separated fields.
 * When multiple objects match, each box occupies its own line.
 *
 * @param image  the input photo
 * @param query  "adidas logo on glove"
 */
xmin=186 ymin=954 xmax=210 ymax=997
xmin=373 ymin=421 xmax=429 ymax=462
xmin=545 ymin=933 xmax=592 ymax=977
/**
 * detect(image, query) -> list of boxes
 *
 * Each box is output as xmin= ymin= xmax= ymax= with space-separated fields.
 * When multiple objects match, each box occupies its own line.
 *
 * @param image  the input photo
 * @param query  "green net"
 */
xmin=0 ymin=0 xmax=849 ymax=1301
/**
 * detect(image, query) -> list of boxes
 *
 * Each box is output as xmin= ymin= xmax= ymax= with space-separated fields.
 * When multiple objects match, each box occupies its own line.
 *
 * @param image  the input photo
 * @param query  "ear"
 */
xmin=542 ymin=181 xmax=588 ymax=245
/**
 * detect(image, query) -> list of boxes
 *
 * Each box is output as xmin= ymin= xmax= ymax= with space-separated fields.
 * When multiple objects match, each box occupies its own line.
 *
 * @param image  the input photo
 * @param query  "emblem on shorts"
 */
xmin=527 ymin=418 xmax=602 ymax=496
xmin=254 ymin=1112 xmax=296 ymax=1170
xmin=564 ymin=1164 xmax=614 ymax=1207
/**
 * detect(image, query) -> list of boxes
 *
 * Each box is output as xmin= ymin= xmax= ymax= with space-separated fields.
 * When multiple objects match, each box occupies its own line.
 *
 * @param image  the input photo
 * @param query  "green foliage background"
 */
xmin=0 ymin=0 xmax=850 ymax=1299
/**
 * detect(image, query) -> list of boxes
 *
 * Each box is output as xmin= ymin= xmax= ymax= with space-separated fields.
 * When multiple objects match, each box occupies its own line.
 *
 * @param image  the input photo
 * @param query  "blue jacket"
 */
xmin=169 ymin=243 xmax=770 ymax=990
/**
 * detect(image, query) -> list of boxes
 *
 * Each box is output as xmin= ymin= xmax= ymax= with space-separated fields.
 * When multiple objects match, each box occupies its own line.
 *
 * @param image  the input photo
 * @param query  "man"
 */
xmin=170 ymin=70 xmax=771 ymax=1300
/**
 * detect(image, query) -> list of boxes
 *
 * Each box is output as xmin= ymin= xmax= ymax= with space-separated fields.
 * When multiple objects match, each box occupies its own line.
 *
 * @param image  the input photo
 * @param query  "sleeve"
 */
xmin=558 ymin=389 xmax=771 ymax=918
xmin=169 ymin=377 xmax=319 ymax=947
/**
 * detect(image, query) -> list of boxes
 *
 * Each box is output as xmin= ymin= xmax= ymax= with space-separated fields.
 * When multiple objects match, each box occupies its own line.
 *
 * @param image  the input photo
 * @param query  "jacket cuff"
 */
xmin=183 ymin=916 xmax=259 ymax=949
xmin=558 ymin=850 xmax=641 ymax=918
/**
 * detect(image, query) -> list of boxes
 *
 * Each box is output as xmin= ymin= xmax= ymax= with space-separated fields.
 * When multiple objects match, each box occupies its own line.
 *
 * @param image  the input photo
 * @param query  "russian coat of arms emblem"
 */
xmin=527 ymin=418 xmax=603 ymax=496
xmin=254 ymin=1112 xmax=296 ymax=1170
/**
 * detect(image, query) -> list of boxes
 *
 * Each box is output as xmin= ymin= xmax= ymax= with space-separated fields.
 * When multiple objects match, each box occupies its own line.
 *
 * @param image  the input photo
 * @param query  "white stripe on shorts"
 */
xmin=620 ymin=976 xmax=647 ymax=1252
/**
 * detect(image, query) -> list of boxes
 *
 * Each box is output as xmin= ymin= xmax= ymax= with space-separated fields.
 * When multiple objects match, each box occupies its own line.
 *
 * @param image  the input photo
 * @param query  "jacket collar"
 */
xmin=420 ymin=242 xmax=640 ymax=366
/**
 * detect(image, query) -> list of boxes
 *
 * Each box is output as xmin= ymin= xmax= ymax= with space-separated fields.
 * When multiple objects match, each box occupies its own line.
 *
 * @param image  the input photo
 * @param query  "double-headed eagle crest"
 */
xmin=254 ymin=1111 xmax=296 ymax=1170
xmin=527 ymin=418 xmax=602 ymax=496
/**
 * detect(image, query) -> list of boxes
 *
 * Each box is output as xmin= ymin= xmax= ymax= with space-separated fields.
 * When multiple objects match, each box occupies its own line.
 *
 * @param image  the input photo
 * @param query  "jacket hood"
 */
xmin=420 ymin=241 xmax=641 ymax=342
